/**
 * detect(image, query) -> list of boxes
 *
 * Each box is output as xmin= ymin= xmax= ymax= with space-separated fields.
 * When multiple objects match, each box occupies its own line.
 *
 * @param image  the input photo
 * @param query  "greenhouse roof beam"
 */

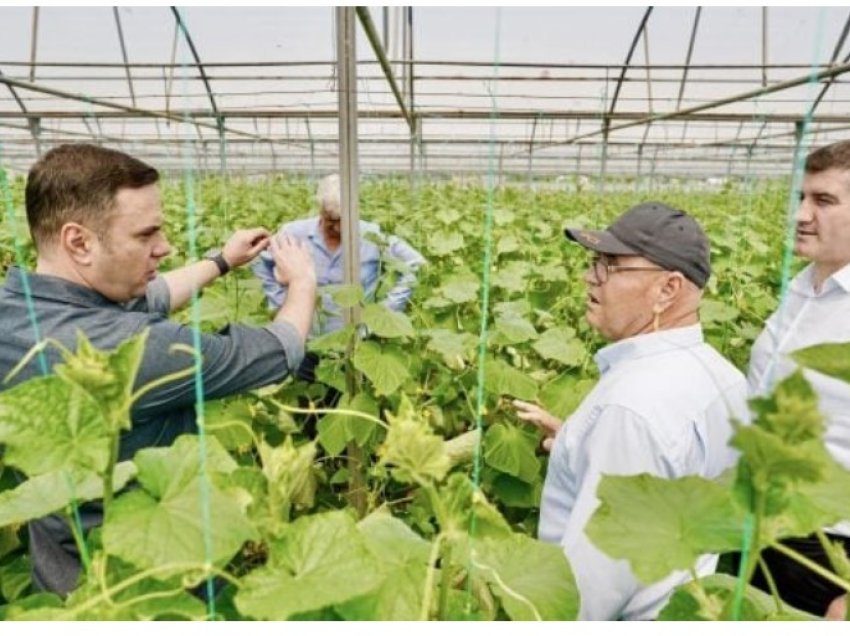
xmin=543 ymin=57 xmax=850 ymax=149
xmin=7 ymin=108 xmax=850 ymax=125
xmin=113 ymin=8 xmax=137 ymax=108
xmin=0 ymin=69 xmax=42 ymax=157
xmin=808 ymin=11 xmax=850 ymax=117
xmin=676 ymin=7 xmax=702 ymax=111
xmin=355 ymin=6 xmax=414 ymax=132
xmin=2 ymin=59 xmax=833 ymax=71
xmin=608 ymin=7 xmax=653 ymax=117
xmin=0 ymin=74 xmax=284 ymax=146
xmin=170 ymin=6 xmax=222 ymax=129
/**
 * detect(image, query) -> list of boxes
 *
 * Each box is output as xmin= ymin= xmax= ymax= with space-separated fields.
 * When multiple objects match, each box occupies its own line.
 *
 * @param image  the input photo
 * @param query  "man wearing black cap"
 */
xmin=513 ymin=202 xmax=748 ymax=620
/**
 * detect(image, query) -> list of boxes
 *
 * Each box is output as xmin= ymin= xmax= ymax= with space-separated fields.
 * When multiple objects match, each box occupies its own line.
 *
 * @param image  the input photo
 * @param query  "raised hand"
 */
xmin=269 ymin=233 xmax=317 ymax=289
xmin=222 ymin=228 xmax=272 ymax=269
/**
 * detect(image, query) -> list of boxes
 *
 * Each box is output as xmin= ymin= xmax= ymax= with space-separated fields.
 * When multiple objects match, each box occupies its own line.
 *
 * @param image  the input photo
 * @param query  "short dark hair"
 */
xmin=805 ymin=140 xmax=850 ymax=174
xmin=25 ymin=144 xmax=159 ymax=249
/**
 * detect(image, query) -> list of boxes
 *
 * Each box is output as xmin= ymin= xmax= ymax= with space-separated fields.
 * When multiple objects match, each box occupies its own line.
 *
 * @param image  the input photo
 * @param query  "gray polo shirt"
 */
xmin=0 ymin=266 xmax=305 ymax=594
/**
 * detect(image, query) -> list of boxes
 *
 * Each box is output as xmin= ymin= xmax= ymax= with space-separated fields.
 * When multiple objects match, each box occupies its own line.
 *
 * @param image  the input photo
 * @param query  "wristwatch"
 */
xmin=204 ymin=248 xmax=231 ymax=276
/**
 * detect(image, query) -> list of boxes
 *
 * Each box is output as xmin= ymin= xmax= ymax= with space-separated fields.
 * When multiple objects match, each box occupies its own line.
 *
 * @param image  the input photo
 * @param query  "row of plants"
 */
xmin=2 ymin=175 xmax=844 ymax=619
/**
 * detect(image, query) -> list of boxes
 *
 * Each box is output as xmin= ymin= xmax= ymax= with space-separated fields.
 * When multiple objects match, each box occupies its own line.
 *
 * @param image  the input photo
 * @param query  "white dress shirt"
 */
xmin=539 ymin=324 xmax=748 ymax=620
xmin=748 ymin=262 xmax=850 ymax=537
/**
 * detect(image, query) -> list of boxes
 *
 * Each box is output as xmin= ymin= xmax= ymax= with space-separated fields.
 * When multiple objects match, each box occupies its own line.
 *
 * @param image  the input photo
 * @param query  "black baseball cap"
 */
xmin=564 ymin=202 xmax=711 ymax=288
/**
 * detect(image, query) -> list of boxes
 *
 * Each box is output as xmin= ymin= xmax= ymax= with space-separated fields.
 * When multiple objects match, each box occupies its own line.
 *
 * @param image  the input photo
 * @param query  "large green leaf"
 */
xmin=335 ymin=512 xmax=432 ymax=620
xmin=361 ymin=303 xmax=415 ymax=339
xmin=471 ymin=534 xmax=578 ymax=621
xmin=0 ymin=462 xmax=136 ymax=527
xmin=428 ymin=231 xmax=465 ymax=256
xmin=658 ymin=573 xmax=816 ymax=621
xmin=325 ymin=283 xmax=365 ymax=308
xmin=308 ymin=325 xmax=355 ymax=354
xmin=768 ymin=452 xmax=850 ymax=540
xmin=533 ymin=328 xmax=587 ymax=366
xmin=496 ymin=234 xmax=521 ymax=255
xmin=63 ymin=557 xmax=208 ymax=620
xmin=586 ymin=474 xmax=745 ymax=584
xmin=491 ymin=261 xmax=529 ymax=293
xmin=0 ymin=377 xmax=110 ymax=476
xmin=483 ymin=359 xmax=538 ymax=401
xmin=489 ymin=314 xmax=538 ymax=346
xmin=103 ymin=435 xmax=256 ymax=573
xmin=317 ymin=393 xmax=379 ymax=456
xmin=792 ymin=341 xmax=850 ymax=385
xmin=380 ymin=396 xmax=450 ymax=485
xmin=489 ymin=472 xmax=542 ymax=508
xmin=483 ymin=423 xmax=541 ymax=484
xmin=0 ymin=555 xmax=31 ymax=603
xmin=357 ymin=511 xmax=431 ymax=566
xmin=352 ymin=341 xmax=410 ymax=396
xmin=539 ymin=374 xmax=595 ymax=419
xmin=259 ymin=437 xmax=317 ymax=512
xmin=699 ymin=299 xmax=740 ymax=325
xmin=235 ymin=510 xmax=384 ymax=620
xmin=58 ymin=330 xmax=149 ymax=427
xmin=437 ymin=474 xmax=513 ymax=539
xmin=748 ymin=369 xmax=823 ymax=444
xmin=437 ymin=273 xmax=480 ymax=304
xmin=203 ymin=398 xmax=255 ymax=451
xmin=425 ymin=329 xmax=477 ymax=369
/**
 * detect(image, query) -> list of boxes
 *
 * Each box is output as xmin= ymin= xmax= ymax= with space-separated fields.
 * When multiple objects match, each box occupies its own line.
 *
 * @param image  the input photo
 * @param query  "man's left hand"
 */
xmin=222 ymin=228 xmax=272 ymax=269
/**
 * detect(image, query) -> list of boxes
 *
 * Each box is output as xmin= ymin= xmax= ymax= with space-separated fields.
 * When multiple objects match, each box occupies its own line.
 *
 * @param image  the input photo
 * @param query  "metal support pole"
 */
xmin=29 ymin=8 xmax=39 ymax=83
xmin=762 ymin=8 xmax=769 ymax=87
xmin=336 ymin=6 xmax=361 ymax=345
xmin=527 ymin=114 xmax=538 ymax=189
xmin=599 ymin=117 xmax=610 ymax=194
xmin=636 ymin=143 xmax=644 ymax=192
xmin=336 ymin=6 xmax=365 ymax=518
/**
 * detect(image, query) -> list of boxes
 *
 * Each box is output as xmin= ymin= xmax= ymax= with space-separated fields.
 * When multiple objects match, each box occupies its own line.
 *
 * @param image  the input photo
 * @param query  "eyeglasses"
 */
xmin=590 ymin=255 xmax=665 ymax=284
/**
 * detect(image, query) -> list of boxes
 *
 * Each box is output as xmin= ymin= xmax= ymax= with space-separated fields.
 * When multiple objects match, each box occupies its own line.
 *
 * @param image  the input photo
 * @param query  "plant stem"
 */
xmin=101 ymin=428 xmax=121 ymax=513
xmin=770 ymin=542 xmax=850 ymax=594
xmin=64 ymin=508 xmax=92 ymax=575
xmin=757 ymin=556 xmax=785 ymax=614
xmin=420 ymin=533 xmax=445 ymax=621
xmin=438 ymin=540 xmax=453 ymax=620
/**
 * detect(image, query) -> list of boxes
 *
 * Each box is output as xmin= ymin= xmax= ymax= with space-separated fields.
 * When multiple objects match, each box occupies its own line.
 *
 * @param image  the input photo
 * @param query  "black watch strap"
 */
xmin=205 ymin=250 xmax=230 ymax=276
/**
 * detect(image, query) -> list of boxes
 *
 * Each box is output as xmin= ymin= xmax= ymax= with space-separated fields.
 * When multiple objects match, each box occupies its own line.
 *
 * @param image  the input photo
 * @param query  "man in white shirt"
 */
xmin=747 ymin=140 xmax=850 ymax=618
xmin=514 ymin=202 xmax=748 ymax=620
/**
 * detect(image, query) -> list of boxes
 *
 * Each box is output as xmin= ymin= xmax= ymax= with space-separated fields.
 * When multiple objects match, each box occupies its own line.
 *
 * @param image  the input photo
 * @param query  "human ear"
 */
xmin=60 ymin=222 xmax=95 ymax=266
xmin=653 ymin=272 xmax=684 ymax=313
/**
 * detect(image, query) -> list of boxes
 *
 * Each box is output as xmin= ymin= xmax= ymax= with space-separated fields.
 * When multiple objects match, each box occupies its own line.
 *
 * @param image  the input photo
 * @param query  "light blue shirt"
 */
xmin=539 ymin=324 xmax=748 ymax=620
xmin=748 ymin=262 xmax=850 ymax=537
xmin=252 ymin=217 xmax=426 ymax=337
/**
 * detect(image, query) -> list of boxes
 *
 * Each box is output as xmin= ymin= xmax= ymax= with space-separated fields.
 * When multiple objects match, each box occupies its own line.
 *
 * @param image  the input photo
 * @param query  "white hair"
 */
xmin=316 ymin=174 xmax=341 ymax=219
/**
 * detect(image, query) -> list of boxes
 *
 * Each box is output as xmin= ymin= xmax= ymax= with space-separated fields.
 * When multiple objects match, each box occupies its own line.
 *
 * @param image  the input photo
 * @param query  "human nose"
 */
xmin=797 ymin=197 xmax=814 ymax=225
xmin=155 ymin=236 xmax=172 ymax=258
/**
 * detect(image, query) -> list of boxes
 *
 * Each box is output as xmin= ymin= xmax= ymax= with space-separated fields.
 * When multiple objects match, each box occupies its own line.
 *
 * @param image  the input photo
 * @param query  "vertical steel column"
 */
xmin=762 ymin=8 xmax=769 ymax=88
xmin=29 ymin=8 xmax=39 ymax=83
xmin=336 ymin=6 xmax=366 ymax=518
xmin=405 ymin=7 xmax=417 ymax=182
xmin=336 ymin=6 xmax=361 ymax=328
xmin=599 ymin=117 xmax=610 ymax=194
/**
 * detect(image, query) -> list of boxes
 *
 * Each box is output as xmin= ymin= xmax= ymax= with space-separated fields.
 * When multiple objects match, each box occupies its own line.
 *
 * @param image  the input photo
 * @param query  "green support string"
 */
xmin=467 ymin=7 xmax=501 ymax=613
xmin=174 ymin=8 xmax=218 ymax=617
xmin=730 ymin=9 xmax=827 ymax=620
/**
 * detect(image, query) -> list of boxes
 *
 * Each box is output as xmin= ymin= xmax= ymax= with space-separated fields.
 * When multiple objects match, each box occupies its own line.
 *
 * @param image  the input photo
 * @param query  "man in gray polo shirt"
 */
xmin=514 ymin=203 xmax=748 ymax=619
xmin=0 ymin=144 xmax=316 ymax=595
